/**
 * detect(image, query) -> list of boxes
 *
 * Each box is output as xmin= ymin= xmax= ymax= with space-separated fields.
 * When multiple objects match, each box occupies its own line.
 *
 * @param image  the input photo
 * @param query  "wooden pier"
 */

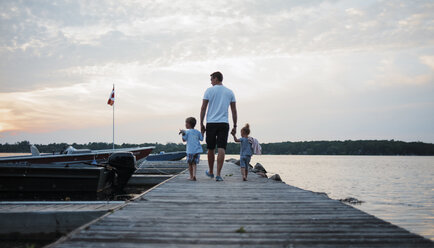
xmin=127 ymin=160 xmax=188 ymax=186
xmin=49 ymin=161 xmax=433 ymax=247
xmin=0 ymin=160 xmax=188 ymax=241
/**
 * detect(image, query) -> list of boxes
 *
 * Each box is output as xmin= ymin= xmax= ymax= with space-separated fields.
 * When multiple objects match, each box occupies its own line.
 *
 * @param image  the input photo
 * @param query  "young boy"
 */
xmin=231 ymin=123 xmax=253 ymax=181
xmin=180 ymin=117 xmax=203 ymax=181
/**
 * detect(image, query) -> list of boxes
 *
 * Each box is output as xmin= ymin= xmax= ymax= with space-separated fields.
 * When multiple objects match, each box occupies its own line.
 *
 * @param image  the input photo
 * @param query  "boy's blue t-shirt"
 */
xmin=182 ymin=129 xmax=203 ymax=154
xmin=240 ymin=137 xmax=253 ymax=156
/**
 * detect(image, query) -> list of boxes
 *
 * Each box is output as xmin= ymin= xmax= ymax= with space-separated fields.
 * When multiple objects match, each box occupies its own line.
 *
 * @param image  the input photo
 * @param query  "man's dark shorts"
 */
xmin=206 ymin=123 xmax=229 ymax=150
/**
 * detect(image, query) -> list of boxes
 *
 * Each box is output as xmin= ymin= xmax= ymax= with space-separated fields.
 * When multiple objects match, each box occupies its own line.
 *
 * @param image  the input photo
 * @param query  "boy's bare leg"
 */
xmin=216 ymin=148 xmax=225 ymax=177
xmin=207 ymin=149 xmax=215 ymax=174
xmin=241 ymin=168 xmax=247 ymax=181
xmin=188 ymin=164 xmax=193 ymax=179
xmin=192 ymin=163 xmax=197 ymax=180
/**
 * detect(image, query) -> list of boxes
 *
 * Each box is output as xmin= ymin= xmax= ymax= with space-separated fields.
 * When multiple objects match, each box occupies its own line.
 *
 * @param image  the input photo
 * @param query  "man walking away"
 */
xmin=200 ymin=71 xmax=237 ymax=181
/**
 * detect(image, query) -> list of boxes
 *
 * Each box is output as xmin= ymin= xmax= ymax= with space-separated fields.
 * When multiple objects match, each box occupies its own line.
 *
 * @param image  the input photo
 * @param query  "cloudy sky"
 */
xmin=0 ymin=0 xmax=433 ymax=145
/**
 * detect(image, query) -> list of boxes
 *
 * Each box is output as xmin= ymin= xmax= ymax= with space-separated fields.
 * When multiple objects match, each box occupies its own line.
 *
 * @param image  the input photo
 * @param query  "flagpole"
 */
xmin=112 ymin=84 xmax=115 ymax=150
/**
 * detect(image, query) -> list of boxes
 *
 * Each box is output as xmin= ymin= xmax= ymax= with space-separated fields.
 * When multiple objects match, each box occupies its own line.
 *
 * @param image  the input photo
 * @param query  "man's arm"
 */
xmin=200 ymin=99 xmax=208 ymax=134
xmin=230 ymin=101 xmax=237 ymax=135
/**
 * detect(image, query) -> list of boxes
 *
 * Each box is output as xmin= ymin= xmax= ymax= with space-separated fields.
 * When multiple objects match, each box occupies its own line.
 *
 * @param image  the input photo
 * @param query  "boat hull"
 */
xmin=0 ymin=163 xmax=113 ymax=193
xmin=0 ymin=147 xmax=154 ymax=164
xmin=146 ymin=151 xmax=187 ymax=161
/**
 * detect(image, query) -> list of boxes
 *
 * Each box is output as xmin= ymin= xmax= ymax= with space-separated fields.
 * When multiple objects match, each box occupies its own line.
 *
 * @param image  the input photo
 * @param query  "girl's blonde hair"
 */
xmin=241 ymin=123 xmax=250 ymax=135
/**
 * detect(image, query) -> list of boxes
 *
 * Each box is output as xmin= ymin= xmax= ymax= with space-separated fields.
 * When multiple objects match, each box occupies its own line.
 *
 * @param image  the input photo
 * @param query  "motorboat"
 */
xmin=0 ymin=152 xmax=138 ymax=198
xmin=145 ymin=151 xmax=187 ymax=161
xmin=0 ymin=145 xmax=154 ymax=164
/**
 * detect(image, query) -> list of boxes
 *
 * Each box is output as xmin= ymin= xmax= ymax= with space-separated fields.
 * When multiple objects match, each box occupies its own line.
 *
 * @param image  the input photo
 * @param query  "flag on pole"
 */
xmin=107 ymin=86 xmax=115 ymax=106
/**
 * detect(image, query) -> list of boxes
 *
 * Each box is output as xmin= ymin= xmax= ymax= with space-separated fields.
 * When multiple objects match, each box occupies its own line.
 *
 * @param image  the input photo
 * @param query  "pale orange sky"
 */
xmin=1 ymin=1 xmax=433 ymax=144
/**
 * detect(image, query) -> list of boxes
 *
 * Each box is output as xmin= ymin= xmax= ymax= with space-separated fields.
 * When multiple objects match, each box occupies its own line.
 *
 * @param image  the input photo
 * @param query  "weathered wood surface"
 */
xmin=138 ymin=160 xmax=188 ymax=169
xmin=129 ymin=160 xmax=187 ymax=184
xmin=49 ymin=161 xmax=433 ymax=247
xmin=0 ymin=201 xmax=125 ymax=236
xmin=135 ymin=167 xmax=186 ymax=174
xmin=127 ymin=175 xmax=174 ymax=186
xmin=0 ymin=201 xmax=124 ymax=212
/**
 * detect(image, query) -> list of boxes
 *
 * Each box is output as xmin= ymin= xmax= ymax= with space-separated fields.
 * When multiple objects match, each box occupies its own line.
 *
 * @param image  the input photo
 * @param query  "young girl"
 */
xmin=180 ymin=117 xmax=203 ymax=181
xmin=232 ymin=123 xmax=253 ymax=181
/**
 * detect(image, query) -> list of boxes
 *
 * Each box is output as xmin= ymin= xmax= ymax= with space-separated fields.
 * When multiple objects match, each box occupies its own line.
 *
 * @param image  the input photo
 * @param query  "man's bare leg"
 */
xmin=216 ymin=148 xmax=225 ymax=177
xmin=207 ymin=149 xmax=215 ymax=175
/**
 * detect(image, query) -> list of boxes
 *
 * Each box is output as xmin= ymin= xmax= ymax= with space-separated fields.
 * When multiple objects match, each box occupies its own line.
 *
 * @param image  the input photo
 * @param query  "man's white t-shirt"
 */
xmin=203 ymin=85 xmax=236 ymax=123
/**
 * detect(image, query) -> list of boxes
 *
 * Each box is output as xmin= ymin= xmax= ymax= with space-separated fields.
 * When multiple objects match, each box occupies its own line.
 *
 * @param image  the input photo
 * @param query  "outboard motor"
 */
xmin=108 ymin=152 xmax=137 ymax=193
xmin=30 ymin=145 xmax=40 ymax=156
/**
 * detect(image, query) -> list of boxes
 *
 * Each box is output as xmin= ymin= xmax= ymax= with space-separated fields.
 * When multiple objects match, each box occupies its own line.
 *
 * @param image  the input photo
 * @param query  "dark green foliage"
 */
xmin=1 ymin=140 xmax=433 ymax=155
xmin=256 ymin=140 xmax=434 ymax=155
xmin=222 ymin=140 xmax=434 ymax=155
xmin=0 ymin=141 xmax=186 ymax=154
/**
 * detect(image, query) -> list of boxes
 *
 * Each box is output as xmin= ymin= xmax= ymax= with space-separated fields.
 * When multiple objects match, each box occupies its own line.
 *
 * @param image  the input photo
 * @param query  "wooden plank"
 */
xmin=127 ymin=174 xmax=174 ymax=186
xmin=0 ymin=201 xmax=124 ymax=213
xmin=134 ymin=167 xmax=186 ymax=174
xmin=0 ymin=201 xmax=127 ymax=239
xmin=138 ymin=161 xmax=187 ymax=169
xmin=48 ymin=161 xmax=433 ymax=247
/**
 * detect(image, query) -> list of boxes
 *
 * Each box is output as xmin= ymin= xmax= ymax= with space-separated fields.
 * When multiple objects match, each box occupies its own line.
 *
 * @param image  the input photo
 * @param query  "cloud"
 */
xmin=366 ymin=52 xmax=434 ymax=87
xmin=346 ymin=8 xmax=365 ymax=17
xmin=2 ymin=1 xmax=433 ymax=62
xmin=420 ymin=56 xmax=434 ymax=70
xmin=0 ymin=84 xmax=108 ymax=133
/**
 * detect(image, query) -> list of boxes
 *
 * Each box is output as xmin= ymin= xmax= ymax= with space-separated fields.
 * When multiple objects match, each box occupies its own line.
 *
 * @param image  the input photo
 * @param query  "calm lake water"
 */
xmin=226 ymin=155 xmax=434 ymax=241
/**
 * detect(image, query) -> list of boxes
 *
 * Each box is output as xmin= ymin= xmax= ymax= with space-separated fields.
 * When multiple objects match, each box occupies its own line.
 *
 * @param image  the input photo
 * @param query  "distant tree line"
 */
xmin=1 ymin=140 xmax=434 ymax=155
xmin=0 ymin=141 xmax=186 ymax=154
xmin=254 ymin=140 xmax=434 ymax=155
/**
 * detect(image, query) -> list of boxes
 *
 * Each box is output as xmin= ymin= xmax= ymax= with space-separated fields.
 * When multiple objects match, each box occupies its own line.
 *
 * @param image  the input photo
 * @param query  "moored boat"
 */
xmin=145 ymin=151 xmax=187 ymax=161
xmin=0 ymin=162 xmax=113 ymax=193
xmin=0 ymin=152 xmax=138 ymax=199
xmin=0 ymin=146 xmax=154 ymax=164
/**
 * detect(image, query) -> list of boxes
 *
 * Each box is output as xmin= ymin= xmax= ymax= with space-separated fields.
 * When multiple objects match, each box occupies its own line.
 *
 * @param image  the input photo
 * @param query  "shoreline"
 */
xmin=3 ymin=153 xmax=434 ymax=157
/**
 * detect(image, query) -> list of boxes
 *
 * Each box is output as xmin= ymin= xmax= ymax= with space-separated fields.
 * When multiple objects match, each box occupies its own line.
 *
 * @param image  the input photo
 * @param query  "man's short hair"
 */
xmin=210 ymin=71 xmax=223 ymax=82
xmin=186 ymin=117 xmax=197 ymax=128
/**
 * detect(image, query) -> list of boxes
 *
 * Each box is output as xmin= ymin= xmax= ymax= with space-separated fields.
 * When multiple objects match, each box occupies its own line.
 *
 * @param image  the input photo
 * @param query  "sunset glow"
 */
xmin=0 ymin=1 xmax=433 ymax=144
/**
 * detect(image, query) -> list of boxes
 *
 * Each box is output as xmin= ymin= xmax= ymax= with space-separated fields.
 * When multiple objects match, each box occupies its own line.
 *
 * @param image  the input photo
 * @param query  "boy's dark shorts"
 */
xmin=187 ymin=153 xmax=200 ymax=165
xmin=206 ymin=123 xmax=229 ymax=150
